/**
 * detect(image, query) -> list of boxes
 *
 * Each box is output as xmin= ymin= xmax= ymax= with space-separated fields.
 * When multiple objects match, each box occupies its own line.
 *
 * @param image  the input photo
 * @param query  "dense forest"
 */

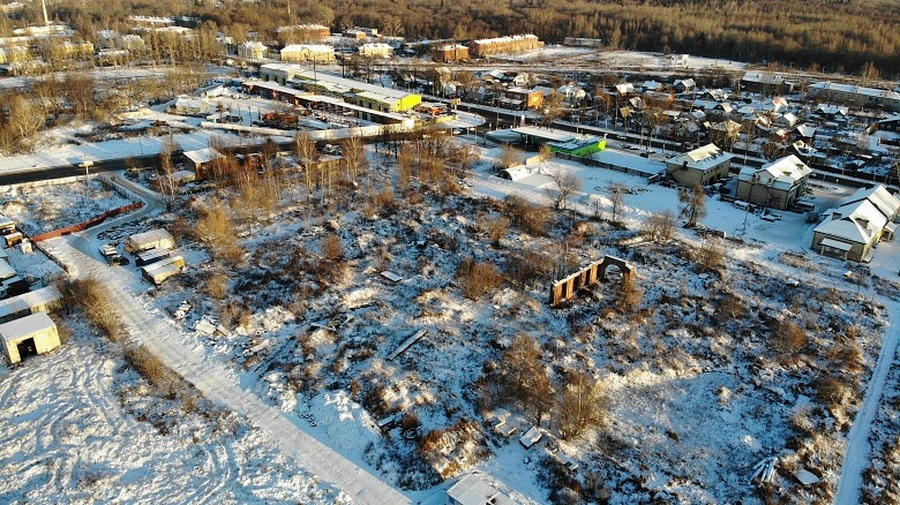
xmin=3 ymin=0 xmax=900 ymax=75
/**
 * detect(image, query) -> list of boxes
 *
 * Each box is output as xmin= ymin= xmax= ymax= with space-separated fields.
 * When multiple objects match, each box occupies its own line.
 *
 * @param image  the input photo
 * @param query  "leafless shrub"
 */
xmin=498 ymin=144 xmax=523 ymax=170
xmin=124 ymin=344 xmax=180 ymax=398
xmin=505 ymin=195 xmax=552 ymax=236
xmin=714 ymin=290 xmax=746 ymax=323
xmin=401 ymin=412 xmax=421 ymax=431
xmin=769 ymin=318 xmax=808 ymax=358
xmin=321 ymin=232 xmax=344 ymax=261
xmin=812 ymin=375 xmax=848 ymax=411
xmin=506 ymin=249 xmax=554 ymax=286
xmin=616 ymin=273 xmax=643 ymax=314
xmin=645 ymin=210 xmax=675 ymax=242
xmin=203 ymin=269 xmax=229 ymax=300
xmin=59 ymin=278 xmax=122 ymax=341
xmin=456 ymin=258 xmax=504 ymax=300
xmin=826 ymin=337 xmax=865 ymax=376
xmin=479 ymin=214 xmax=510 ymax=246
xmin=691 ymin=238 xmax=725 ymax=274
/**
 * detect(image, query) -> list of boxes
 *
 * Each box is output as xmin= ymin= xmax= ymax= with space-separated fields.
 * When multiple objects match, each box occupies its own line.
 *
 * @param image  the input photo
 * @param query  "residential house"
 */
xmin=169 ymin=96 xmax=211 ymax=116
xmin=807 ymin=82 xmax=900 ymax=112
xmin=740 ymin=71 xmax=795 ymax=94
xmin=431 ymin=43 xmax=468 ymax=63
xmin=505 ymin=87 xmax=543 ymax=110
xmin=358 ymin=43 xmax=392 ymax=58
xmin=557 ymin=84 xmax=586 ymax=106
xmin=278 ymin=44 xmax=335 ymax=63
xmin=182 ymin=147 xmax=226 ymax=178
xmin=469 ymin=34 xmax=543 ymax=58
xmin=709 ymin=119 xmax=741 ymax=148
xmin=665 ymin=143 xmax=733 ymax=186
xmin=238 ymin=41 xmax=267 ymax=59
xmin=736 ymin=155 xmax=812 ymax=210
xmin=673 ymin=78 xmax=696 ymax=94
xmin=811 ymin=184 xmax=900 ymax=262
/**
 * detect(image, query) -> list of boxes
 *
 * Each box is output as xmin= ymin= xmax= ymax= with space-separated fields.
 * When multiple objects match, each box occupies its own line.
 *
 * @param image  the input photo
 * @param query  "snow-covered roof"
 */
xmin=281 ymin=44 xmax=334 ymax=53
xmin=0 ymin=286 xmax=61 ymax=322
xmin=591 ymin=149 xmax=667 ymax=177
xmin=615 ymin=83 xmax=635 ymax=95
xmin=815 ymin=199 xmax=885 ymax=244
xmin=127 ymin=228 xmax=174 ymax=248
xmin=446 ymin=473 xmax=516 ymax=505
xmin=795 ymin=124 xmax=816 ymax=137
xmin=519 ymin=426 xmax=542 ymax=448
xmin=184 ymin=147 xmax=225 ymax=165
xmin=0 ymin=312 xmax=55 ymax=343
xmin=669 ymin=143 xmax=733 ymax=171
xmin=843 ymin=185 xmax=900 ymax=221
xmin=815 ymin=186 xmax=899 ymax=245
xmin=472 ymin=33 xmax=539 ymax=45
xmin=738 ymin=154 xmax=812 ymax=190
xmin=809 ymin=82 xmax=900 ymax=100
xmin=511 ymin=126 xmax=574 ymax=143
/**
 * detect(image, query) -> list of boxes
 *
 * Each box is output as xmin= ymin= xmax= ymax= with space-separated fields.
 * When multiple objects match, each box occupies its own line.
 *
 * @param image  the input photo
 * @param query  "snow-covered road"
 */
xmin=834 ymin=301 xmax=900 ymax=504
xmin=45 ymin=235 xmax=410 ymax=505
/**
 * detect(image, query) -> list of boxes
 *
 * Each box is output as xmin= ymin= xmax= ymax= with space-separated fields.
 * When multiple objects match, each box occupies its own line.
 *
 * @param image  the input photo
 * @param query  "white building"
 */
xmin=358 ymin=43 xmax=393 ymax=58
xmin=1 ymin=312 xmax=60 ymax=364
xmin=446 ymin=473 xmax=517 ymax=505
xmin=736 ymin=154 xmax=812 ymax=210
xmin=238 ymin=41 xmax=267 ymax=59
xmin=279 ymin=44 xmax=335 ymax=63
xmin=812 ymin=184 xmax=900 ymax=262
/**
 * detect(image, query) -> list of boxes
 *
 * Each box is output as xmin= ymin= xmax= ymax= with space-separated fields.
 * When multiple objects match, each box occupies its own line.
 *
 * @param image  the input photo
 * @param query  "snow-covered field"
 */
xmin=0 ymin=104 xmax=897 ymax=504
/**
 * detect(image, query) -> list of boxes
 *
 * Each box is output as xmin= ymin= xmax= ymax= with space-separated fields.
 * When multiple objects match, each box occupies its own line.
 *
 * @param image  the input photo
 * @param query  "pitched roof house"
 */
xmin=736 ymin=155 xmax=812 ymax=210
xmin=812 ymin=184 xmax=900 ymax=262
xmin=665 ymin=143 xmax=734 ymax=187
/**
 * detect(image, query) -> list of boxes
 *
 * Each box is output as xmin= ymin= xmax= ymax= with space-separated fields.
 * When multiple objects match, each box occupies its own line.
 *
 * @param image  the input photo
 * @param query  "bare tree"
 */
xmin=156 ymin=140 xmax=178 ymax=207
xmin=645 ymin=210 xmax=675 ymax=242
xmin=497 ymin=144 xmax=523 ymax=171
xmin=500 ymin=335 xmax=553 ymax=426
xmin=341 ymin=134 xmax=368 ymax=189
xmin=617 ymin=272 xmax=642 ymax=313
xmin=547 ymin=169 xmax=582 ymax=210
xmin=558 ymin=370 xmax=607 ymax=440
xmin=679 ymin=185 xmax=707 ymax=228
xmin=608 ymin=183 xmax=626 ymax=223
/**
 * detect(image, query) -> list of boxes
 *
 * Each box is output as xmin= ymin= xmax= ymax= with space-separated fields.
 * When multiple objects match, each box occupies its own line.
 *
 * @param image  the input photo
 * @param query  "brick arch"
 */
xmin=549 ymin=255 xmax=635 ymax=307
xmin=598 ymin=256 xmax=634 ymax=282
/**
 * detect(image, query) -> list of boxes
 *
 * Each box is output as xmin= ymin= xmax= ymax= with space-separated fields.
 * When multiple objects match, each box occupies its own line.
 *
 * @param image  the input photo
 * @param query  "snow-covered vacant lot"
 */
xmin=0 ymin=135 xmax=898 ymax=504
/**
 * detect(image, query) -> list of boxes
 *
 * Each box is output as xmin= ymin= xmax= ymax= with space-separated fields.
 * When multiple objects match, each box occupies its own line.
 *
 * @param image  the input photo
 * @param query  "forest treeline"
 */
xmin=3 ymin=0 xmax=899 ymax=75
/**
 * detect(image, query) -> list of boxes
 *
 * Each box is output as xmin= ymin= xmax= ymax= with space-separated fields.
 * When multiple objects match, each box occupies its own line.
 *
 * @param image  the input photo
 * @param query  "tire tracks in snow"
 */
xmin=50 ymin=236 xmax=410 ymax=505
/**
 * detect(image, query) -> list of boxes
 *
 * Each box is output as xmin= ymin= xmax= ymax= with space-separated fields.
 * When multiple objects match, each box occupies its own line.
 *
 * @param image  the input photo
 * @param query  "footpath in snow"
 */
xmin=834 ymin=301 xmax=900 ymax=503
xmin=45 ymin=235 xmax=410 ymax=505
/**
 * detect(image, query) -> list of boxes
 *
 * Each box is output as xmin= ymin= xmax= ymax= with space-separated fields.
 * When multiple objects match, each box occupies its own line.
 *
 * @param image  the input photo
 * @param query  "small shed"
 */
xmin=519 ymin=425 xmax=542 ymax=449
xmin=182 ymin=148 xmax=225 ymax=178
xmin=0 ymin=312 xmax=59 ymax=364
xmin=125 ymin=229 xmax=175 ymax=254
xmin=447 ymin=473 xmax=515 ymax=505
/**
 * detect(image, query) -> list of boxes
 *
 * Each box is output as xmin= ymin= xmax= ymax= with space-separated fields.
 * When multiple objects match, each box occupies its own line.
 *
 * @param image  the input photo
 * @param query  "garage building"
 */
xmin=1 ymin=312 xmax=60 ymax=364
